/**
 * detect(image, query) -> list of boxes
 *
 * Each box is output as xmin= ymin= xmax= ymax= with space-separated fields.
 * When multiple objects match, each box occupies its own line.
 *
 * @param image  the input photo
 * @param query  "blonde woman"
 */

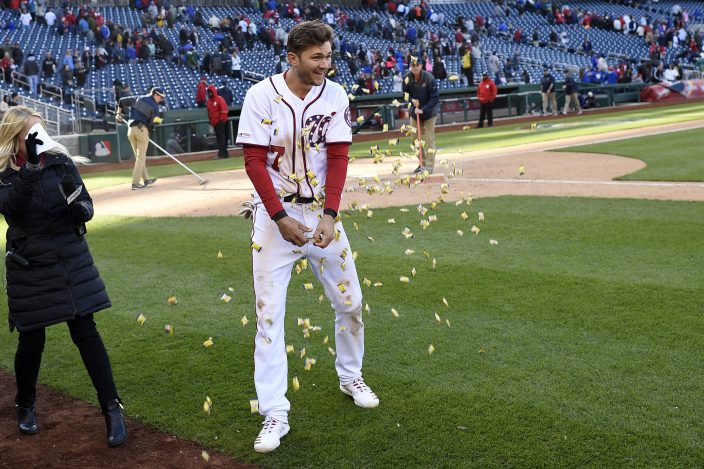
xmin=0 ymin=106 xmax=126 ymax=446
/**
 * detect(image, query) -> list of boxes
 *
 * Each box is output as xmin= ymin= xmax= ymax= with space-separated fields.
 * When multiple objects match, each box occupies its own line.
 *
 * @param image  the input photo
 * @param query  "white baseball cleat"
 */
xmin=340 ymin=377 xmax=379 ymax=408
xmin=254 ymin=416 xmax=290 ymax=453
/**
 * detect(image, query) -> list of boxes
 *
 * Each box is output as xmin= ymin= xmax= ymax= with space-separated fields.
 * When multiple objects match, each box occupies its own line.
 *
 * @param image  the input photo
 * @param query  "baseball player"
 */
xmin=236 ymin=20 xmax=379 ymax=454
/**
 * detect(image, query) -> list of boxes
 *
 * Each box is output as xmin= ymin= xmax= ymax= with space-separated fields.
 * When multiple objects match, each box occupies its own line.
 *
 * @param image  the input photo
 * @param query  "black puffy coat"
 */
xmin=0 ymin=155 xmax=110 ymax=332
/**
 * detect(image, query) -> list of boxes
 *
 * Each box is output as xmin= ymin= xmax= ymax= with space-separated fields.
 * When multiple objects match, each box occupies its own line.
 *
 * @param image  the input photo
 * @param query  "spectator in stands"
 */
xmin=60 ymin=64 xmax=74 ymax=104
xmin=74 ymin=60 xmax=87 ymax=88
xmin=540 ymin=68 xmax=557 ymax=116
xmin=39 ymin=51 xmax=54 ymax=81
xmin=459 ymin=41 xmax=473 ymax=87
xmin=432 ymin=56 xmax=447 ymax=80
xmin=9 ymin=92 xmax=19 ymax=107
xmin=230 ymin=50 xmax=242 ymax=79
xmin=392 ymin=69 xmax=402 ymax=92
xmin=561 ymin=71 xmax=582 ymax=115
xmin=476 ymin=71 xmax=497 ymax=128
xmin=207 ymin=84 xmax=229 ymax=159
xmin=403 ymin=56 xmax=439 ymax=174
xmin=652 ymin=62 xmax=664 ymax=83
xmin=45 ymin=7 xmax=56 ymax=27
xmin=218 ymin=80 xmax=234 ymax=106
xmin=195 ymin=76 xmax=207 ymax=108
xmin=19 ymin=7 xmax=32 ymax=27
xmin=116 ymin=87 xmax=165 ymax=189
xmin=22 ymin=53 xmax=39 ymax=97
xmin=663 ymin=63 xmax=678 ymax=82
xmin=275 ymin=54 xmax=288 ymax=74
xmin=487 ymin=51 xmax=501 ymax=82
xmin=61 ymin=49 xmax=74 ymax=71
xmin=581 ymin=37 xmax=593 ymax=54
xmin=522 ymin=69 xmax=530 ymax=84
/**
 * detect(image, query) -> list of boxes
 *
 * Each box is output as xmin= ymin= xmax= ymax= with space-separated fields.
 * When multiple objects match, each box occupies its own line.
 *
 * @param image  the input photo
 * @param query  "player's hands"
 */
xmin=25 ymin=131 xmax=43 ymax=165
xmin=276 ymin=216 xmax=313 ymax=246
xmin=415 ymin=107 xmax=423 ymax=115
xmin=311 ymin=214 xmax=335 ymax=249
xmin=411 ymin=99 xmax=420 ymax=107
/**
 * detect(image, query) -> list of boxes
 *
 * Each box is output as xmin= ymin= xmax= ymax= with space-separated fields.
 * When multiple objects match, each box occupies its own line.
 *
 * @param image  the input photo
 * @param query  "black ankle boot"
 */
xmin=17 ymin=404 xmax=38 ymax=435
xmin=101 ymin=399 xmax=127 ymax=447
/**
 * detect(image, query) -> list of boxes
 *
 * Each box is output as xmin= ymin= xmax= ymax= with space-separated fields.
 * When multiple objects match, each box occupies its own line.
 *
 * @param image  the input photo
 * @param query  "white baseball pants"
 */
xmin=251 ymin=202 xmax=365 ymax=423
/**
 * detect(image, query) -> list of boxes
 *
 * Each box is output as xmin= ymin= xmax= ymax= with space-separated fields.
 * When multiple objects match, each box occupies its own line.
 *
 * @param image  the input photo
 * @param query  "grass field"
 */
xmin=1 ymin=196 xmax=703 ymax=467
xmin=81 ymin=102 xmax=704 ymax=191
xmin=560 ymin=127 xmax=704 ymax=182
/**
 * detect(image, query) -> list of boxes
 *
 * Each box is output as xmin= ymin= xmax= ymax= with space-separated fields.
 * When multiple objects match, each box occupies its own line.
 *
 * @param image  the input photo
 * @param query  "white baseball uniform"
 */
xmin=237 ymin=73 xmax=364 ymax=424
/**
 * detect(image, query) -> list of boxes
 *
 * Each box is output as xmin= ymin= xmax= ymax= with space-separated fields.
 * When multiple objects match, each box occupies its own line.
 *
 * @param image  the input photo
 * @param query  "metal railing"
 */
xmin=0 ymin=89 xmax=78 ymax=135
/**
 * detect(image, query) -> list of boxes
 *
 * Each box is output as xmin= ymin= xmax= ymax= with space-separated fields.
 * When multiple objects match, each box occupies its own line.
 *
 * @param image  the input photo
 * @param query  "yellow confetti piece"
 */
xmin=374 ymin=81 xmax=379 ymax=90
xmin=391 ymin=99 xmax=401 ymax=107
xmin=303 ymin=318 xmax=311 ymax=329
xmin=367 ymin=210 xmax=373 ymax=219
xmin=404 ymin=92 xmax=410 ymax=101
xmin=136 ymin=313 xmax=146 ymax=325
xmin=300 ymin=347 xmax=306 ymax=358
xmin=367 ymin=236 xmax=374 ymax=242
xmin=446 ymin=319 xmax=451 ymax=327
xmin=440 ymin=183 xmax=449 ymax=194
xmin=388 ymin=138 xmax=399 ymax=146
xmin=432 ymin=258 xmax=437 ymax=270
xmin=261 ymin=118 xmax=273 ymax=125
xmin=387 ymin=218 xmax=396 ymax=224
xmin=428 ymin=215 xmax=437 ymax=222
xmin=519 ymin=166 xmax=525 ymax=175
xmin=405 ymin=249 xmax=415 ymax=255
xmin=337 ymin=283 xmax=347 ymax=293
xmin=164 ymin=324 xmax=174 ymax=335
xmin=530 ymin=122 xmax=538 ymax=130
xmin=400 ymin=276 xmax=410 ymax=283
xmin=490 ymin=239 xmax=499 ymax=245
xmin=221 ymin=293 xmax=232 ymax=303
xmin=428 ymin=344 xmax=435 ymax=355
xmin=457 ymin=230 xmax=464 ymax=236
xmin=294 ymin=264 xmax=302 ymax=275
xmin=348 ymin=93 xmax=356 ymax=101
xmin=304 ymin=357 xmax=317 ymax=371
xmin=292 ymin=376 xmax=300 ymax=391
xmin=249 ymin=399 xmax=259 ymax=413
xmin=460 ymin=212 xmax=469 ymax=221
xmin=434 ymin=312 xmax=442 ymax=323
xmin=383 ymin=123 xmax=389 ymax=131
xmin=411 ymin=267 xmax=417 ymax=278
xmin=364 ymin=303 xmax=371 ymax=313
xmin=462 ymin=125 xmax=472 ymax=130
xmin=442 ymin=297 xmax=449 ymax=308
xmin=478 ymin=349 xmax=486 ymax=354
xmin=241 ymin=315 xmax=249 ymax=326
xmin=423 ymin=250 xmax=430 ymax=259
xmin=203 ymin=337 xmax=214 ymax=348
xmin=274 ymin=94 xmax=283 ymax=103
xmin=363 ymin=278 xmax=372 ymax=287
xmin=251 ymin=242 xmax=262 ymax=252
xmin=203 ymin=396 xmax=212 ymax=415
xmin=373 ymin=282 xmax=384 ymax=287
xmin=357 ymin=116 xmax=365 ymax=124
xmin=202 ymin=451 xmax=210 ymax=462
xmin=448 ymin=75 xmax=460 ymax=81
xmin=286 ymin=344 xmax=294 ymax=353
xmin=391 ymin=308 xmax=400 ymax=318
xmin=478 ymin=212 xmax=485 ymax=221
xmin=217 ymin=251 xmax=223 ymax=259
xmin=303 ymin=283 xmax=314 ymax=290
xmin=471 ymin=225 xmax=480 ymax=235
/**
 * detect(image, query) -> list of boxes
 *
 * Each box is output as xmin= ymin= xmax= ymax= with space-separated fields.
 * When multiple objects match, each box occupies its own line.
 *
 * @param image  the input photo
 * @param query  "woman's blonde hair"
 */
xmin=0 ymin=105 xmax=81 ymax=171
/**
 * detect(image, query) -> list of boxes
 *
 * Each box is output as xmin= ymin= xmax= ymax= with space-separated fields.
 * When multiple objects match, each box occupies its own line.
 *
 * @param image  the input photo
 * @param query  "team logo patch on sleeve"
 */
xmin=344 ymin=107 xmax=351 ymax=128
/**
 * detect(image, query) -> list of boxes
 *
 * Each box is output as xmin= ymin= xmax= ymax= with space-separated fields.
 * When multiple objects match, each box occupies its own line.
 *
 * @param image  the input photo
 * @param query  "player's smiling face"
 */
xmin=290 ymin=42 xmax=332 ymax=88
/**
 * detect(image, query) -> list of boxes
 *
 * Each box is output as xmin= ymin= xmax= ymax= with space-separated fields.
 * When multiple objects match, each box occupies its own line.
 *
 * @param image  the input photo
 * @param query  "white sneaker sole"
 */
xmin=340 ymin=385 xmax=379 ymax=408
xmin=254 ymin=426 xmax=289 ymax=453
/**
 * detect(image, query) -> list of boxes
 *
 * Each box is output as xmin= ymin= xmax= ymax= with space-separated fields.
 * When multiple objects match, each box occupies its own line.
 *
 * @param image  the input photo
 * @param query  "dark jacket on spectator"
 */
xmin=0 ymin=156 xmax=110 ymax=332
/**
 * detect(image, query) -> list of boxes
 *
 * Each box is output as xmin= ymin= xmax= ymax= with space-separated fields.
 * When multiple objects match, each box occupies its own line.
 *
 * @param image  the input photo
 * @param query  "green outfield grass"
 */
xmin=1 ymin=196 xmax=702 ymax=467
xmin=559 ymin=127 xmax=704 ymax=182
xmin=82 ymin=157 xmax=244 ymax=191
xmin=81 ymin=102 xmax=703 ymax=191
xmin=348 ymin=102 xmax=704 ymax=159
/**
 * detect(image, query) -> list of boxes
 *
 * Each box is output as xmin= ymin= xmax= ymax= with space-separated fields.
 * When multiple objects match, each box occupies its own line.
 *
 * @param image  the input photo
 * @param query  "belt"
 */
xmin=283 ymin=194 xmax=315 ymax=204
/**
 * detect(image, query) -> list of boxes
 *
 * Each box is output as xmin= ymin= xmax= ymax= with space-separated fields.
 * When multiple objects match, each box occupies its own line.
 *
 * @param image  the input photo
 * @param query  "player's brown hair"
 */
xmin=286 ymin=20 xmax=333 ymax=56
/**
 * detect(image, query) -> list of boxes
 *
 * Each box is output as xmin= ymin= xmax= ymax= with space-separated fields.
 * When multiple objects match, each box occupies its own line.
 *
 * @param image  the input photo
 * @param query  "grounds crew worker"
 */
xmin=116 ymin=87 xmax=165 ymax=190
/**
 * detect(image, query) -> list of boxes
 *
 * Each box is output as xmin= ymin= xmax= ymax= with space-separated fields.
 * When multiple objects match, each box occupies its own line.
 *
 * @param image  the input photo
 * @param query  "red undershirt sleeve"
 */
xmin=243 ymin=144 xmax=286 ymax=219
xmin=324 ymin=142 xmax=350 ymax=216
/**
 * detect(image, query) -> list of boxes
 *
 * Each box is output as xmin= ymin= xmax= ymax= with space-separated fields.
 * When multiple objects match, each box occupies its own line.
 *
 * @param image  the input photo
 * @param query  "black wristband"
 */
xmin=272 ymin=210 xmax=288 ymax=222
xmin=323 ymin=208 xmax=337 ymax=218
